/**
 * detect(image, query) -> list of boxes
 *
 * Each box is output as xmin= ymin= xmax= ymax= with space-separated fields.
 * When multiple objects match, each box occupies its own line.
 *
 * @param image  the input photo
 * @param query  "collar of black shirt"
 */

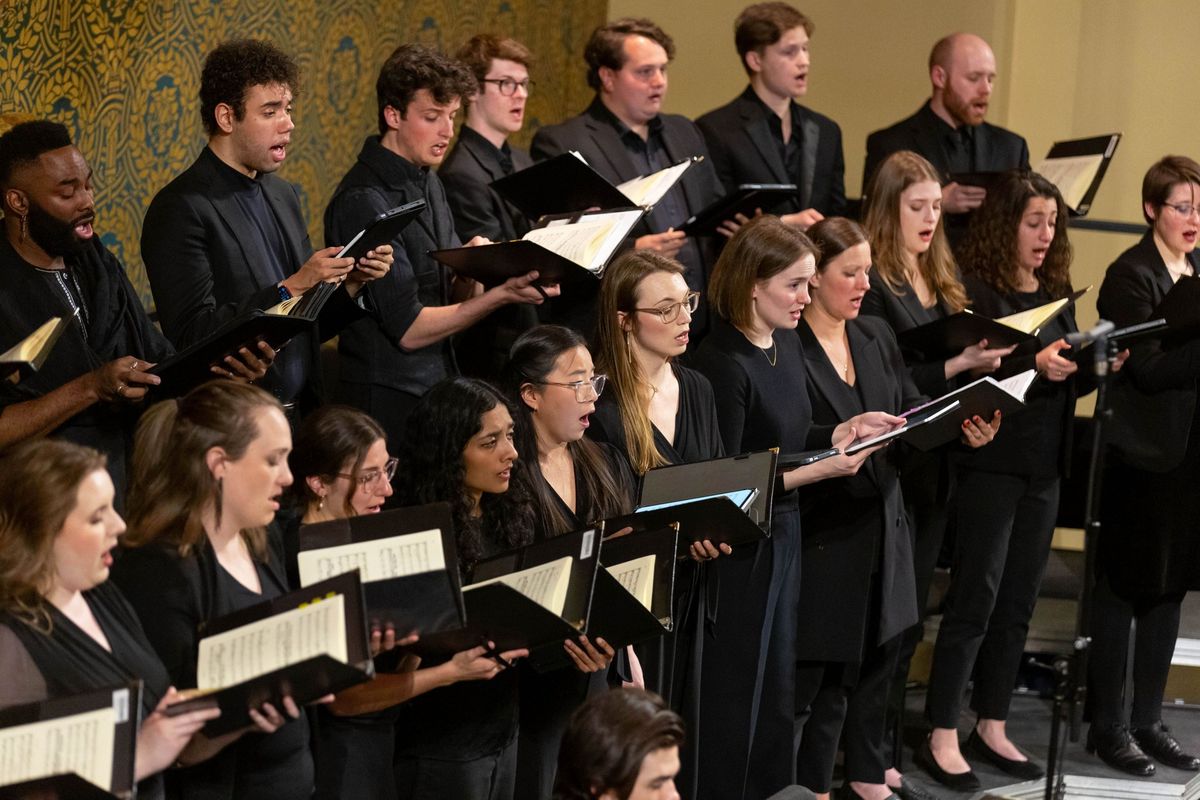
xmin=458 ymin=125 xmax=514 ymax=172
xmin=202 ymin=145 xmax=269 ymax=191
xmin=743 ymin=85 xmax=803 ymax=141
xmin=357 ymin=135 xmax=429 ymax=189
xmin=589 ymin=96 xmax=664 ymax=148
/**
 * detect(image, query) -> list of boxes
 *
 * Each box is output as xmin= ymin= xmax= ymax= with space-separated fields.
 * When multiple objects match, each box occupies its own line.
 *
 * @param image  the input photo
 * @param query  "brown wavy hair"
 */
xmin=708 ymin=214 xmax=818 ymax=330
xmin=959 ymin=170 xmax=1073 ymax=298
xmin=288 ymin=405 xmax=387 ymax=519
xmin=862 ymin=150 xmax=967 ymax=312
xmin=0 ymin=439 xmax=107 ymax=632
xmin=124 ymin=381 xmax=284 ymax=559
xmin=595 ymin=250 xmax=686 ymax=475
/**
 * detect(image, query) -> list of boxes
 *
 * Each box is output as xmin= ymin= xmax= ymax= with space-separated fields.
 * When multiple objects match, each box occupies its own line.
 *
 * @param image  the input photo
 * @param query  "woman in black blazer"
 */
xmin=920 ymin=171 xmax=1110 ymax=789
xmin=1089 ymin=155 xmax=1200 ymax=776
xmin=796 ymin=218 xmax=996 ymax=800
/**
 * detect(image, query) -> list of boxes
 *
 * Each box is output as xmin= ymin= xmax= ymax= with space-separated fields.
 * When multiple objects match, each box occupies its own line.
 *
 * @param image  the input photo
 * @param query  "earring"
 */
xmin=213 ymin=477 xmax=224 ymax=529
xmin=317 ymin=495 xmax=325 ymax=512
xmin=19 ymin=214 xmax=27 ymax=242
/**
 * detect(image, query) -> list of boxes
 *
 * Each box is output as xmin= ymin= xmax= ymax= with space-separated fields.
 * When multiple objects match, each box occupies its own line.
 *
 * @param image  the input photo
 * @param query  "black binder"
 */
xmin=678 ymin=183 xmax=797 ymax=235
xmin=635 ymin=449 xmax=778 ymax=541
xmin=592 ymin=524 xmax=679 ymax=648
xmin=490 ymin=153 xmax=637 ymax=220
xmin=1041 ymin=133 xmax=1121 ymax=216
xmin=164 ymin=571 xmax=373 ymax=735
xmin=414 ymin=528 xmax=601 ymax=673
xmin=296 ymin=503 xmax=465 ymax=671
xmin=0 ymin=683 xmax=141 ymax=798
xmin=335 ymin=199 xmax=426 ymax=262
xmin=895 ymin=371 xmax=1035 ymax=451
xmin=0 ymin=316 xmax=68 ymax=384
xmin=776 ymin=447 xmax=840 ymax=470
xmin=1153 ymin=275 xmax=1200 ymax=345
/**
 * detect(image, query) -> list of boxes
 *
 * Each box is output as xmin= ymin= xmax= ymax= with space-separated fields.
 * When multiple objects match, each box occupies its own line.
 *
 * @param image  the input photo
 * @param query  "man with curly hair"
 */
xmin=324 ymin=43 xmax=557 ymax=450
xmin=142 ymin=39 xmax=392 ymax=414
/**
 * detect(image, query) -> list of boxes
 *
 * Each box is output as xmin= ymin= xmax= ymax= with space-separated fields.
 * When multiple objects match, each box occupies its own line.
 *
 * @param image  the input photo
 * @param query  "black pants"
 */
xmin=795 ymin=634 xmax=902 ymax=792
xmin=394 ymin=737 xmax=517 ymax=800
xmin=926 ymin=471 xmax=1059 ymax=728
xmin=1088 ymin=573 xmax=1183 ymax=729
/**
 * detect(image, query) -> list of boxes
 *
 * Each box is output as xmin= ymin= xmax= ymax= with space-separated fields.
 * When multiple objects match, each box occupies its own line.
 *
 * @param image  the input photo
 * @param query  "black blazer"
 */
xmin=1098 ymin=231 xmax=1200 ymax=473
xmin=438 ymin=129 xmax=534 ymax=242
xmin=695 ymin=86 xmax=846 ymax=217
xmin=795 ymin=315 xmax=920 ymax=660
xmin=860 ymin=270 xmax=956 ymax=399
xmin=862 ymin=100 xmax=1030 ymax=192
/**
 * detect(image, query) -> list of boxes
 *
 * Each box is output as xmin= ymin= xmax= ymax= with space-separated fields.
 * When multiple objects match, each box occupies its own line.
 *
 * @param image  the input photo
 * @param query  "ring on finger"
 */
xmin=117 ymin=383 xmax=126 ymax=397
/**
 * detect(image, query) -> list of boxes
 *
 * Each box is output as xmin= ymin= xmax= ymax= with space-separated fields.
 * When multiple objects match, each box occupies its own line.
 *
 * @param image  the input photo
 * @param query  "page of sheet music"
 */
xmin=607 ymin=554 xmax=656 ymax=610
xmin=995 ymin=297 xmax=1069 ymax=334
xmin=1035 ymin=154 xmax=1104 ymax=209
xmin=617 ymin=160 xmax=693 ymax=207
xmin=297 ymin=528 xmax=446 ymax=587
xmin=197 ymin=594 xmax=348 ymax=690
xmin=0 ymin=706 xmax=115 ymax=791
xmin=466 ymin=555 xmax=573 ymax=616
xmin=996 ymin=369 xmax=1037 ymax=401
xmin=523 ymin=209 xmax=643 ymax=273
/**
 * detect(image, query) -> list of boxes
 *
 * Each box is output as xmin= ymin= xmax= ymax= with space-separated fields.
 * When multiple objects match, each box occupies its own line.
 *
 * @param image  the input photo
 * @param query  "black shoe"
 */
xmin=914 ymin=736 xmax=981 ymax=791
xmin=1133 ymin=722 xmax=1200 ymax=771
xmin=888 ymin=775 xmax=940 ymax=800
xmin=1087 ymin=724 xmax=1156 ymax=776
xmin=965 ymin=728 xmax=1045 ymax=779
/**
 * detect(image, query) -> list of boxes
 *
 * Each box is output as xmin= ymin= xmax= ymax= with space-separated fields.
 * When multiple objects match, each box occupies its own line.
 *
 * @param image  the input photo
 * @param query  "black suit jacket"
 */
xmin=795 ymin=316 xmax=920 ymax=661
xmin=439 ymin=128 xmax=534 ymax=241
xmin=695 ymin=86 xmax=846 ymax=217
xmin=1099 ymin=232 xmax=1200 ymax=473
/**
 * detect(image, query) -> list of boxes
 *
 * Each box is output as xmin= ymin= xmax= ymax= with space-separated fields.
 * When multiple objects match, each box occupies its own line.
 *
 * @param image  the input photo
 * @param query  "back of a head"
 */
xmin=554 ymin=687 xmax=684 ymax=800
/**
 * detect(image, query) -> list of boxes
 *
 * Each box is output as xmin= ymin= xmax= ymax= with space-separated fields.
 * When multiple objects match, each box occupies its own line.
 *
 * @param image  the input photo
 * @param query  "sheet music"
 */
xmin=996 ymin=369 xmax=1037 ymax=401
xmin=617 ymin=160 xmax=693 ymax=207
xmin=522 ymin=209 xmax=643 ymax=274
xmin=995 ymin=297 xmax=1069 ymax=334
xmin=197 ymin=594 xmax=348 ymax=690
xmin=607 ymin=554 xmax=656 ymax=610
xmin=1035 ymin=153 xmax=1105 ymax=209
xmin=0 ymin=706 xmax=115 ymax=791
xmin=297 ymin=528 xmax=446 ymax=587
xmin=467 ymin=555 xmax=573 ymax=616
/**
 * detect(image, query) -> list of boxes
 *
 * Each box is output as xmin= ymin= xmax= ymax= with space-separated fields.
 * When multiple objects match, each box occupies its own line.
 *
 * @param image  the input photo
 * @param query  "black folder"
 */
xmin=592 ymin=524 xmax=679 ymax=648
xmin=1153 ymin=275 xmax=1200 ymax=345
xmin=678 ymin=183 xmax=797 ymax=235
xmin=0 ymin=683 xmax=141 ymax=798
xmin=1041 ymin=133 xmax=1121 ymax=216
xmin=0 ymin=774 xmax=119 ymax=800
xmin=149 ymin=310 xmax=314 ymax=398
xmin=605 ymin=494 xmax=766 ymax=549
xmin=0 ymin=316 xmax=69 ymax=385
xmin=776 ymin=447 xmax=840 ymax=471
xmin=335 ymin=199 xmax=426 ymax=262
xmin=164 ymin=571 xmax=373 ymax=735
xmin=894 ymin=371 xmax=1034 ymax=451
xmin=490 ymin=153 xmax=644 ymax=220
xmin=296 ymin=503 xmax=465 ymax=671
xmin=414 ymin=528 xmax=601 ymax=673
xmin=635 ymin=449 xmax=778 ymax=541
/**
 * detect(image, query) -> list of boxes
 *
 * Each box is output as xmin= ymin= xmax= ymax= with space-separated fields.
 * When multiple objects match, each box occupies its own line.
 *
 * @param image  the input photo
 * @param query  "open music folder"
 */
xmin=678 ymin=183 xmax=797 ymax=236
xmin=0 ymin=683 xmax=140 ymax=799
xmin=163 ymin=571 xmax=373 ymax=735
xmin=0 ymin=316 xmax=68 ymax=384
xmin=429 ymin=207 xmax=646 ymax=287
xmin=592 ymin=524 xmax=680 ymax=648
xmin=898 ymin=287 xmax=1090 ymax=360
xmin=489 ymin=151 xmax=698 ymax=221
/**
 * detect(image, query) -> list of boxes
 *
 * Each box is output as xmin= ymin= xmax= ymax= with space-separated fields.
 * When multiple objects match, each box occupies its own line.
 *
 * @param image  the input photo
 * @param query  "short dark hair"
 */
xmin=584 ymin=18 xmax=675 ymax=91
xmin=199 ymin=39 xmax=300 ymax=137
xmin=734 ymin=3 xmax=814 ymax=75
xmin=456 ymin=33 xmax=534 ymax=88
xmin=375 ymin=43 xmax=477 ymax=136
xmin=0 ymin=120 xmax=72 ymax=192
xmin=1141 ymin=155 xmax=1200 ymax=224
xmin=553 ymin=688 xmax=684 ymax=800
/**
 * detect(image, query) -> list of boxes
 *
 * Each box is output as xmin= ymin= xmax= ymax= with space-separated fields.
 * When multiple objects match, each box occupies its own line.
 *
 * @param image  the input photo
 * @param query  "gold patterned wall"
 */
xmin=0 ymin=0 xmax=606 ymax=305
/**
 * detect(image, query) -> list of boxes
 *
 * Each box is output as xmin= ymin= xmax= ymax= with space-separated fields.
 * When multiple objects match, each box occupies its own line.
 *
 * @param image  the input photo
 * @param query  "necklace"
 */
xmin=758 ymin=341 xmax=778 ymax=367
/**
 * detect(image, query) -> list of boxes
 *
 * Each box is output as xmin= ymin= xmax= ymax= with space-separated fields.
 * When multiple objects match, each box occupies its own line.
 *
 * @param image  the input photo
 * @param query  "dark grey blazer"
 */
xmin=695 ymin=86 xmax=846 ymax=217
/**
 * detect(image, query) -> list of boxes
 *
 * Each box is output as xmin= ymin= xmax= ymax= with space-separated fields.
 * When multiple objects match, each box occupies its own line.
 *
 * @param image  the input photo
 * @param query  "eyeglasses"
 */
xmin=1164 ymin=203 xmax=1200 ymax=219
xmin=337 ymin=457 xmax=399 ymax=489
xmin=539 ymin=374 xmax=607 ymax=402
xmin=482 ymin=78 xmax=534 ymax=96
xmin=633 ymin=291 xmax=701 ymax=324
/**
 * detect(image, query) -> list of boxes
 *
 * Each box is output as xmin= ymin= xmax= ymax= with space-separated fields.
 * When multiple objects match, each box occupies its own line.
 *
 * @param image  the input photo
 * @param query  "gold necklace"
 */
xmin=759 ymin=341 xmax=778 ymax=367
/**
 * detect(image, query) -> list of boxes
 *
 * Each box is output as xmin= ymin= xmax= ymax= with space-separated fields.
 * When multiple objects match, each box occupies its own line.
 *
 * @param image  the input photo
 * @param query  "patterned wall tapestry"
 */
xmin=0 ymin=0 xmax=606 ymax=304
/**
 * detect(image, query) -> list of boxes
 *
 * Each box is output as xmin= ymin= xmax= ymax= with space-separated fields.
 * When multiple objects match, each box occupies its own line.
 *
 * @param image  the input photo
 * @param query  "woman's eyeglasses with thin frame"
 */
xmin=538 ymin=374 xmax=607 ymax=402
xmin=633 ymin=291 xmax=700 ymax=324
xmin=338 ymin=457 xmax=399 ymax=489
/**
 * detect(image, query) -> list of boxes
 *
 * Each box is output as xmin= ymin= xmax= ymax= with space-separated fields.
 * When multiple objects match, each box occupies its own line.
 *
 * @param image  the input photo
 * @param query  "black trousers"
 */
xmin=926 ymin=471 xmax=1059 ymax=728
xmin=393 ymin=737 xmax=517 ymax=800
xmin=795 ymin=634 xmax=902 ymax=792
xmin=1087 ymin=572 xmax=1183 ymax=729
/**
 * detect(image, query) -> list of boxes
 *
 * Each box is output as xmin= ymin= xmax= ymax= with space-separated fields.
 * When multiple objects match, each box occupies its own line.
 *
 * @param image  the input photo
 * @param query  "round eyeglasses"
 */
xmin=539 ymin=374 xmax=607 ymax=402
xmin=338 ymin=457 xmax=399 ymax=489
xmin=633 ymin=291 xmax=700 ymax=324
xmin=482 ymin=78 xmax=534 ymax=96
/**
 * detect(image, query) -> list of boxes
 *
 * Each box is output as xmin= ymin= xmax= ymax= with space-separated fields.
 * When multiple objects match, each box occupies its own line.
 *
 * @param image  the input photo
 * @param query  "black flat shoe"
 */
xmin=1087 ymin=724 xmax=1155 ymax=777
xmin=888 ymin=775 xmax=940 ymax=800
xmin=1133 ymin=722 xmax=1200 ymax=771
xmin=966 ymin=728 xmax=1045 ymax=779
xmin=914 ymin=736 xmax=981 ymax=791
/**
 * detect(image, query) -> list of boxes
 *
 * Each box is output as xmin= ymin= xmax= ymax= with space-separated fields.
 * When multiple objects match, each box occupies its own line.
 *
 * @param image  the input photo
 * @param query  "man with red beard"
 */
xmin=0 ymin=121 xmax=265 ymax=498
xmin=864 ymin=33 xmax=1029 ymax=249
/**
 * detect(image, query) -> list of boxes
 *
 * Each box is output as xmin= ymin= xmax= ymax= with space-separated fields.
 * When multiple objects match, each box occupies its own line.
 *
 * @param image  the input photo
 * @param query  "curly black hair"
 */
xmin=397 ymin=378 xmax=534 ymax=571
xmin=375 ymin=43 xmax=476 ymax=136
xmin=0 ymin=120 xmax=71 ymax=192
xmin=199 ymin=39 xmax=300 ymax=136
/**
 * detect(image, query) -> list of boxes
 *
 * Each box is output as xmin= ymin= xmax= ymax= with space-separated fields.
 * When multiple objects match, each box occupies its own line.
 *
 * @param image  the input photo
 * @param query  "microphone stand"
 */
xmin=1044 ymin=318 xmax=1168 ymax=800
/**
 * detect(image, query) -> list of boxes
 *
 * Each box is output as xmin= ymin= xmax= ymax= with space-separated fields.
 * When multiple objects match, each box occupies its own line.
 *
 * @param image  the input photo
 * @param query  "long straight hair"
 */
xmin=504 ymin=325 xmax=631 ymax=536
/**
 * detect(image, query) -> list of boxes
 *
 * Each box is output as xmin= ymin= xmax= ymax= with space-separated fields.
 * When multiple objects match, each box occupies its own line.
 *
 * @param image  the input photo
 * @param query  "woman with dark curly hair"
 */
xmin=918 ymin=172 xmax=1117 ymax=789
xmin=391 ymin=377 xmax=535 ymax=800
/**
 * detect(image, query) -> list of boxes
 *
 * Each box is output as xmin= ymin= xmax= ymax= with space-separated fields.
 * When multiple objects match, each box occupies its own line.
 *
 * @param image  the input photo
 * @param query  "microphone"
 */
xmin=1064 ymin=320 xmax=1115 ymax=348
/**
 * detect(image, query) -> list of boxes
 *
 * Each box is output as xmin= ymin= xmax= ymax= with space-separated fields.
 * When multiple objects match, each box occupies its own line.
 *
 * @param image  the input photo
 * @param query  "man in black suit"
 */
xmin=142 ymin=39 xmax=392 ymax=412
xmin=531 ymin=17 xmax=725 ymax=341
xmin=439 ymin=34 xmax=539 ymax=378
xmin=863 ymin=33 xmax=1029 ymax=247
xmin=696 ymin=3 xmax=845 ymax=229
xmin=325 ymin=43 xmax=555 ymax=448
